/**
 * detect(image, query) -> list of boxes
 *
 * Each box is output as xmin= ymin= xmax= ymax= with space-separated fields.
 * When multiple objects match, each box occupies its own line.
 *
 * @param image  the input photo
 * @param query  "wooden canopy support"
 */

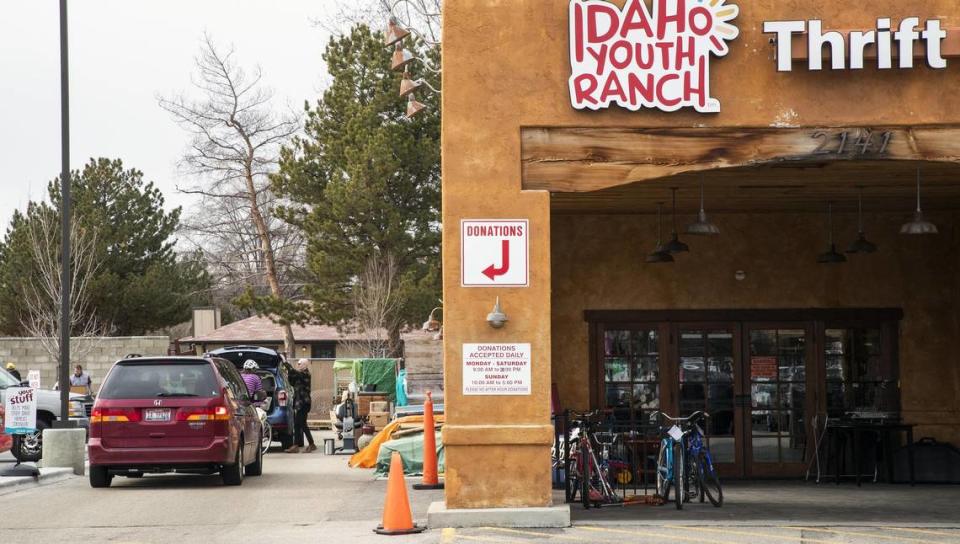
xmin=521 ymin=126 xmax=960 ymax=194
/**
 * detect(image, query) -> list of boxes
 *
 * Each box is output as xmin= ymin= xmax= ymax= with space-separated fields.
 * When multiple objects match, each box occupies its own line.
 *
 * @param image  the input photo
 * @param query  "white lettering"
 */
xmin=763 ymin=20 xmax=805 ymax=72
xmin=764 ymin=17 xmax=948 ymax=72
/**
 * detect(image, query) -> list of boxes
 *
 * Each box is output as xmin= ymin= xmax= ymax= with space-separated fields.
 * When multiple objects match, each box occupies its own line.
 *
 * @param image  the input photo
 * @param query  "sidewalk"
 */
xmin=0 ymin=462 xmax=77 ymax=496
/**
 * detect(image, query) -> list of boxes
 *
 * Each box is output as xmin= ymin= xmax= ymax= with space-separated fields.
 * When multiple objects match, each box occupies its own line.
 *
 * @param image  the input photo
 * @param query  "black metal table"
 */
xmin=827 ymin=421 xmax=915 ymax=486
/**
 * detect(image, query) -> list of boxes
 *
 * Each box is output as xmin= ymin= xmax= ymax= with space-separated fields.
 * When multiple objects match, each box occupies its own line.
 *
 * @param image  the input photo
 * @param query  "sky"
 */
xmin=0 ymin=1 xmax=353 ymax=231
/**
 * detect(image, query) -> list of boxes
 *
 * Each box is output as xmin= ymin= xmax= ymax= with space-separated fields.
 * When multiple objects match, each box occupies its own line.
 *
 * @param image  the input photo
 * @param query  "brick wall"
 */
xmin=0 ymin=336 xmax=170 ymax=392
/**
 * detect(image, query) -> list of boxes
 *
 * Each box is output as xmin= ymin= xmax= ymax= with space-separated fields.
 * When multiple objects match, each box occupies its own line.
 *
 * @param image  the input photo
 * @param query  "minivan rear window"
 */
xmin=98 ymin=362 xmax=221 ymax=399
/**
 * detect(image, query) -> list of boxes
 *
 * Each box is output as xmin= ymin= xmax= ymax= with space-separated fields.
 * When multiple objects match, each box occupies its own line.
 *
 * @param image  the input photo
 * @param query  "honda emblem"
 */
xmin=154 ymin=399 xmax=162 ymax=406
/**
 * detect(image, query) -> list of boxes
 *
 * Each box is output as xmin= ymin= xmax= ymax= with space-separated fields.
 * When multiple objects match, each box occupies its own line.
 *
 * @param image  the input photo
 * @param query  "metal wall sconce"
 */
xmin=486 ymin=297 xmax=508 ymax=329
xmin=421 ymin=303 xmax=442 ymax=340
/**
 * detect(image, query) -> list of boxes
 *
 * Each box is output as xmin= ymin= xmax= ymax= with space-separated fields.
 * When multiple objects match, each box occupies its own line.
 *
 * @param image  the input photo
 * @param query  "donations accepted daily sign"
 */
xmin=462 ymin=343 xmax=531 ymax=396
xmin=569 ymin=0 xmax=739 ymax=113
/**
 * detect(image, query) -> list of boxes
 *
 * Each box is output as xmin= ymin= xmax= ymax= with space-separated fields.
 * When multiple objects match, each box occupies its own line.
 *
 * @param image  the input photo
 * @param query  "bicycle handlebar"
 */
xmin=648 ymin=410 xmax=711 ymax=424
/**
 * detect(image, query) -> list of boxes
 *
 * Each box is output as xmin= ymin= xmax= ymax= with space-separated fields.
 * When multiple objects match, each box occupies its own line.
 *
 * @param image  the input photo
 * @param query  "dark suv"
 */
xmin=207 ymin=346 xmax=296 ymax=449
xmin=87 ymin=356 xmax=264 ymax=487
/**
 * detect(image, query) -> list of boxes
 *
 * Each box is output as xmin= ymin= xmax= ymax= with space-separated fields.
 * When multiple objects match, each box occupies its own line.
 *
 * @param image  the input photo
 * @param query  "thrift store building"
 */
xmin=440 ymin=0 xmax=960 ymax=516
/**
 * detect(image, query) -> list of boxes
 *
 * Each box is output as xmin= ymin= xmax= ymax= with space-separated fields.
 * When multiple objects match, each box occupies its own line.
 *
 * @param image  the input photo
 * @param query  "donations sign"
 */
xmin=462 ymin=343 xmax=532 ymax=396
xmin=3 ymin=387 xmax=37 ymax=435
xmin=569 ymin=0 xmax=739 ymax=113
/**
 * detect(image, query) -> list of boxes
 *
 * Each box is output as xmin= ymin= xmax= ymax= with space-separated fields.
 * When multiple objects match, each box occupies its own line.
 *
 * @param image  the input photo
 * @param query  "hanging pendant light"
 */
xmin=900 ymin=169 xmax=938 ymax=235
xmin=646 ymin=203 xmax=674 ymax=263
xmin=817 ymin=203 xmax=847 ymax=264
xmin=687 ymin=177 xmax=720 ymax=235
xmin=847 ymin=186 xmax=878 ymax=254
xmin=663 ymin=188 xmax=690 ymax=254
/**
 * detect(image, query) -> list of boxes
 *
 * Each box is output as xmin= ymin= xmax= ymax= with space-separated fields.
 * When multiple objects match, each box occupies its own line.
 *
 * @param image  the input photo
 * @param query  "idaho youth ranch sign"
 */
xmin=569 ymin=0 xmax=740 ymax=113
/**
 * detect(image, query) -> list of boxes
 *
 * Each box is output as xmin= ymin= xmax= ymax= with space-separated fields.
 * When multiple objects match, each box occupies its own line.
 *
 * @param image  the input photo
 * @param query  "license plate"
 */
xmin=144 ymin=409 xmax=171 ymax=422
xmin=668 ymin=425 xmax=683 ymax=441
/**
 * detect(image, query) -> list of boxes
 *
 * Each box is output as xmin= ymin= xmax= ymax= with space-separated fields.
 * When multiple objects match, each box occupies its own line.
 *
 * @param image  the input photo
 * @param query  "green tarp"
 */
xmin=333 ymin=358 xmax=397 ymax=402
xmin=374 ymin=430 xmax=444 ymax=477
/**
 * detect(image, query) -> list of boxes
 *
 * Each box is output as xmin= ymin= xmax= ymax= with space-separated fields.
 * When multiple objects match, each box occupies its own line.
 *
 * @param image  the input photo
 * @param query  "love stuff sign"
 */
xmin=569 ymin=0 xmax=740 ymax=113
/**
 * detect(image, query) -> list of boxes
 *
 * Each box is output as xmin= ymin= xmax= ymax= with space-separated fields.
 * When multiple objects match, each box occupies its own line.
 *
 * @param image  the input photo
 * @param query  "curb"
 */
xmin=0 ymin=467 xmax=77 ymax=496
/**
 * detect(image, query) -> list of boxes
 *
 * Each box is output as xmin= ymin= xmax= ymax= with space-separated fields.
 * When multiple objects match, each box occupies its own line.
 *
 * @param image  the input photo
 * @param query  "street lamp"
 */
xmin=55 ymin=0 xmax=75 ymax=428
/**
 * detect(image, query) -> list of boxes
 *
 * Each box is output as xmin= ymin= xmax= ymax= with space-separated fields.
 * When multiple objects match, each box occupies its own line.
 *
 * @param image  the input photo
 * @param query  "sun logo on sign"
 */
xmin=569 ymin=0 xmax=740 ymax=113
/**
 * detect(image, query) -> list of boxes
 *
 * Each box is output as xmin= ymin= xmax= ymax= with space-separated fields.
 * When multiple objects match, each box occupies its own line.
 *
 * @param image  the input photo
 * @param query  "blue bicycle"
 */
xmin=650 ymin=410 xmax=724 ymax=509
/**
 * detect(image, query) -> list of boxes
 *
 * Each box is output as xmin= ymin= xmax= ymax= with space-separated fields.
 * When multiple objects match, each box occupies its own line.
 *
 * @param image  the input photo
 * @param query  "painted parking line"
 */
xmin=484 ymin=526 xmax=596 ymax=542
xmin=575 ymin=525 xmax=743 ymax=544
xmin=662 ymin=524 xmax=837 ymax=543
xmin=442 ymin=527 xmax=457 ymax=544
xmin=782 ymin=526 xmax=944 ymax=544
xmin=453 ymin=534 xmax=527 ymax=544
xmin=884 ymin=527 xmax=960 ymax=539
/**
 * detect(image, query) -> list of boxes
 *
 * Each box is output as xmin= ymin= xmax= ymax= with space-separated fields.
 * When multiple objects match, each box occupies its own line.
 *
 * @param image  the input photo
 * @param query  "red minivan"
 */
xmin=88 ymin=356 xmax=264 ymax=487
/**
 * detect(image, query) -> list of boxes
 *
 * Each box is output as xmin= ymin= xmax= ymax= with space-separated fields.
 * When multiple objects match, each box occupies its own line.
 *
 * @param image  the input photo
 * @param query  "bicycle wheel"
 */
xmin=697 ymin=451 xmax=723 ymax=507
xmin=261 ymin=421 xmax=272 ymax=455
xmin=656 ymin=442 xmax=671 ymax=502
xmin=567 ymin=450 xmax=580 ymax=503
xmin=580 ymin=439 xmax=592 ymax=509
xmin=672 ymin=440 xmax=684 ymax=510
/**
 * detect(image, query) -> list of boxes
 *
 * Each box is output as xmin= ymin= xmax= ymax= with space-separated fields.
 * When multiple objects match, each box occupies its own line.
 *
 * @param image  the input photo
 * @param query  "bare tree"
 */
xmin=339 ymin=253 xmax=402 ymax=358
xmin=160 ymin=35 xmax=301 ymax=356
xmin=19 ymin=208 xmax=110 ymax=369
xmin=323 ymin=0 xmax=441 ymax=44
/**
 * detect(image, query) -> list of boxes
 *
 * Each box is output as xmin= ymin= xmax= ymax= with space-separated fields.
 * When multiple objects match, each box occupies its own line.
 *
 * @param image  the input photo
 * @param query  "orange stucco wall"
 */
xmin=442 ymin=0 xmax=960 ymax=509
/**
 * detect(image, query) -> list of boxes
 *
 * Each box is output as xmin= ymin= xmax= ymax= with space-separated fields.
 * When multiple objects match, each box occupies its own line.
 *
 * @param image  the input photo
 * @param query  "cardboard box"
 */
xmin=368 ymin=411 xmax=391 ymax=429
xmin=369 ymin=401 xmax=390 ymax=413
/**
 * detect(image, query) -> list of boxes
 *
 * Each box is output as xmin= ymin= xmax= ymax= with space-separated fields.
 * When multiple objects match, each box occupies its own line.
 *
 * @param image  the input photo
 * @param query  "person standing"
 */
xmin=285 ymin=358 xmax=316 ymax=453
xmin=5 ymin=362 xmax=21 ymax=382
xmin=70 ymin=364 xmax=93 ymax=395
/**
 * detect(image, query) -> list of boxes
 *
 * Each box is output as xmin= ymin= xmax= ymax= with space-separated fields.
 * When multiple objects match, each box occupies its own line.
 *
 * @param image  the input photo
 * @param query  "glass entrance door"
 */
xmin=743 ymin=325 xmax=813 ymax=477
xmin=675 ymin=325 xmax=743 ymax=477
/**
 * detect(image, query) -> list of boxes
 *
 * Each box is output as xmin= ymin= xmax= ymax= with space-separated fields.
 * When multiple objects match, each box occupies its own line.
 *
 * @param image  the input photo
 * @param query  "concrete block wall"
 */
xmin=0 ymin=336 xmax=170 ymax=393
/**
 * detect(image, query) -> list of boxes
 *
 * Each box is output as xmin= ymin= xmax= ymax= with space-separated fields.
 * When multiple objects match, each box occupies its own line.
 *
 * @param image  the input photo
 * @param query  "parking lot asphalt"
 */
xmin=0 ymin=439 xmax=958 ymax=543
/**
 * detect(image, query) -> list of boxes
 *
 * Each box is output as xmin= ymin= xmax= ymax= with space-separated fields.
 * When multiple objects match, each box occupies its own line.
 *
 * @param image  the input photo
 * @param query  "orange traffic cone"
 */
xmin=414 ymin=390 xmax=444 ymax=490
xmin=374 ymin=452 xmax=425 ymax=535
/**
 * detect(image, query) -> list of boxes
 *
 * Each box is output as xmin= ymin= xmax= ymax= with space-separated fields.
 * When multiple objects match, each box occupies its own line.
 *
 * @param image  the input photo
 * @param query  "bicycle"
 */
xmin=569 ymin=411 xmax=623 ymax=509
xmin=650 ymin=410 xmax=723 ymax=509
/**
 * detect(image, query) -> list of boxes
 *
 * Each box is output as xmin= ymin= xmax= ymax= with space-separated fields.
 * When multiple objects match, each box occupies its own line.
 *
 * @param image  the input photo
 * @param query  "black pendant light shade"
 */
xmin=817 ymin=203 xmax=847 ymax=264
xmin=664 ymin=188 xmax=690 ymax=254
xmin=646 ymin=203 xmax=675 ymax=264
xmin=687 ymin=180 xmax=720 ymax=235
xmin=847 ymin=187 xmax=878 ymax=254
xmin=900 ymin=169 xmax=938 ymax=235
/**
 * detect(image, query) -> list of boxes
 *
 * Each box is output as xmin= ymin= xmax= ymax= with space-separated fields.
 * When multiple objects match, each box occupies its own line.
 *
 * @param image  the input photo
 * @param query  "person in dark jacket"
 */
xmin=285 ymin=358 xmax=316 ymax=453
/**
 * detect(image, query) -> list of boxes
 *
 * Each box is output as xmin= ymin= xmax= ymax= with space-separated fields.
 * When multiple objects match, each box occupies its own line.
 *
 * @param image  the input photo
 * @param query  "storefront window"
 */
xmin=750 ymin=329 xmax=807 ymax=464
xmin=603 ymin=329 xmax=659 ymax=418
xmin=825 ymin=328 xmax=897 ymax=417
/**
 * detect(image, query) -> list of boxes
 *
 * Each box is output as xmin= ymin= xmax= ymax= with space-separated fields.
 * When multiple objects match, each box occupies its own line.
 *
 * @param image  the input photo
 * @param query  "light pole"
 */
xmin=55 ymin=0 xmax=74 ymax=427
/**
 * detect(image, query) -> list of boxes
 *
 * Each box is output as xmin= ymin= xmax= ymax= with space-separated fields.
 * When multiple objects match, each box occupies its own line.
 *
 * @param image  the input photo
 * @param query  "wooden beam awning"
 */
xmin=522 ymin=126 xmax=960 ymax=194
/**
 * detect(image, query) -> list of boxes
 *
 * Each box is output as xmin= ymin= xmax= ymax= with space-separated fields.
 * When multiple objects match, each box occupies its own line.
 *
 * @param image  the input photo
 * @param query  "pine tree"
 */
xmin=268 ymin=25 xmax=440 ymax=355
xmin=0 ymin=158 xmax=210 ymax=335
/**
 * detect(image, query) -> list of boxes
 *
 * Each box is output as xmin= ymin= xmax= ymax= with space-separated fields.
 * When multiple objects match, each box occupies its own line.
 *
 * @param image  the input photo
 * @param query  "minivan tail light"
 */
xmin=277 ymin=389 xmax=288 ymax=407
xmin=90 ymin=408 xmax=141 ymax=423
xmin=177 ymin=406 xmax=230 ymax=422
